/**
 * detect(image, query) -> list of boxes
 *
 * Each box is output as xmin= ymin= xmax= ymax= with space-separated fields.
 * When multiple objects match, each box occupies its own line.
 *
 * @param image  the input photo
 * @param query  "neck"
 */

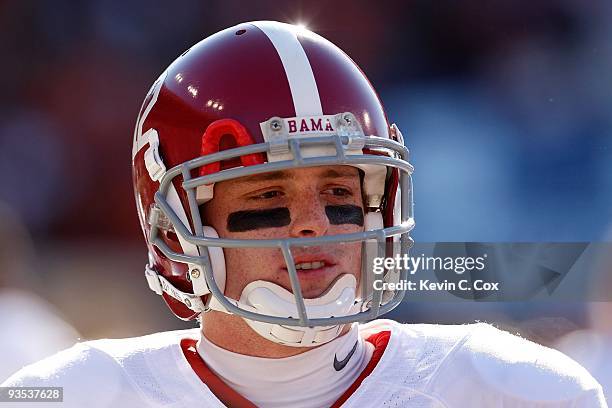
xmin=201 ymin=310 xmax=351 ymax=358
xmin=196 ymin=322 xmax=372 ymax=408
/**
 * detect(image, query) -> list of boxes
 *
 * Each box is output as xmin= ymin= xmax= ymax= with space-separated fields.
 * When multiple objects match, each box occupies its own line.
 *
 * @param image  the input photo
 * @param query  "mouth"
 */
xmin=295 ymin=261 xmax=327 ymax=270
xmin=277 ymin=253 xmax=347 ymax=298
xmin=282 ymin=255 xmax=338 ymax=274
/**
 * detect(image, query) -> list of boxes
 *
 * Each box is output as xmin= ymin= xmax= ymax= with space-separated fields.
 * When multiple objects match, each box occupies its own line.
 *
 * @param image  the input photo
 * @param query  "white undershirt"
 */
xmin=196 ymin=324 xmax=374 ymax=408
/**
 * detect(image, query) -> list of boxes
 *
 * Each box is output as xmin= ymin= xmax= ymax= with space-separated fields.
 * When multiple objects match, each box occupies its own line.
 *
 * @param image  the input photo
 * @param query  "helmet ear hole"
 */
xmin=165 ymin=230 xmax=179 ymax=242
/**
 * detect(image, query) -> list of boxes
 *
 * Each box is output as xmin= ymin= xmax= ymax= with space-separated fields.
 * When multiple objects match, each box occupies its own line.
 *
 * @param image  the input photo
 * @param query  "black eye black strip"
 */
xmin=227 ymin=207 xmax=291 ymax=232
xmin=325 ymin=205 xmax=364 ymax=226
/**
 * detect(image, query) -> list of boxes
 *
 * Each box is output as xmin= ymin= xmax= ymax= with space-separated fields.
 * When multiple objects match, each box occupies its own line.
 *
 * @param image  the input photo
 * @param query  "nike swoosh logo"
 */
xmin=333 ymin=341 xmax=358 ymax=371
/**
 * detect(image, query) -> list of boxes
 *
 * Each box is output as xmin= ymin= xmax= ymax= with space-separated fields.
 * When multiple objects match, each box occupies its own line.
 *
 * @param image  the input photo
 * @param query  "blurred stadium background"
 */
xmin=1 ymin=0 xmax=611 ymax=394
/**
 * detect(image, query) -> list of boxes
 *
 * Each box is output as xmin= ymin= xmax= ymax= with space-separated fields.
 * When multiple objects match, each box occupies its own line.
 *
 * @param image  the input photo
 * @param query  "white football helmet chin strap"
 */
xmin=200 ymin=274 xmax=361 ymax=348
xmin=238 ymin=274 xmax=360 ymax=347
xmin=186 ymin=273 xmax=361 ymax=348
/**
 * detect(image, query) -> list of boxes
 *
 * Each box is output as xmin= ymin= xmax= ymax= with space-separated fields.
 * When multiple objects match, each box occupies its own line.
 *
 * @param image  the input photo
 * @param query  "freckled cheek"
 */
xmin=222 ymin=246 xmax=283 ymax=298
xmin=216 ymin=226 xmax=292 ymax=294
xmin=338 ymin=242 xmax=363 ymax=280
xmin=332 ymin=223 xmax=363 ymax=232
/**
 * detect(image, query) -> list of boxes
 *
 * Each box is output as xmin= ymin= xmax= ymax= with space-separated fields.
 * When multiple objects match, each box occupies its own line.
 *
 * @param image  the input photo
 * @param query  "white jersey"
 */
xmin=555 ymin=330 xmax=612 ymax=404
xmin=2 ymin=320 xmax=606 ymax=407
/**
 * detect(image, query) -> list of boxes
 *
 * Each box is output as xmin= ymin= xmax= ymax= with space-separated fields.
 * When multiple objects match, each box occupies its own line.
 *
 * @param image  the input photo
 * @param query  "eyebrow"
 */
xmin=232 ymin=170 xmax=291 ymax=184
xmin=232 ymin=168 xmax=357 ymax=185
xmin=319 ymin=168 xmax=357 ymax=178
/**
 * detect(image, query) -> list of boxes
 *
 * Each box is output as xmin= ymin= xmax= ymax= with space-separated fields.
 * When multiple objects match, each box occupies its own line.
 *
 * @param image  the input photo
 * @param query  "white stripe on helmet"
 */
xmin=251 ymin=21 xmax=323 ymax=116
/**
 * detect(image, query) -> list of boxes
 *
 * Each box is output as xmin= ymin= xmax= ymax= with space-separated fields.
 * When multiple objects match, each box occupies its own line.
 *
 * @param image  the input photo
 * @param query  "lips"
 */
xmin=282 ymin=253 xmax=337 ymax=273
xmin=277 ymin=252 xmax=345 ymax=298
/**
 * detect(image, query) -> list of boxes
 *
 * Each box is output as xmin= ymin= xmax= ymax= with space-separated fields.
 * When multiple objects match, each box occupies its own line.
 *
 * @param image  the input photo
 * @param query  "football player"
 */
xmin=3 ymin=21 xmax=606 ymax=407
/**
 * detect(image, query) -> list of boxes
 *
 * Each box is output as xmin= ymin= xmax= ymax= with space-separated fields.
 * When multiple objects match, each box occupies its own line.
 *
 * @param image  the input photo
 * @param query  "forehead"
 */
xmin=227 ymin=165 xmax=360 ymax=187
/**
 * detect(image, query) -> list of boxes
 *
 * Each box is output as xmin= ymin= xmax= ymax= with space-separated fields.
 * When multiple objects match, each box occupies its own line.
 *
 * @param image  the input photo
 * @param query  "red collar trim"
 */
xmin=181 ymin=338 xmax=257 ymax=408
xmin=180 ymin=330 xmax=391 ymax=408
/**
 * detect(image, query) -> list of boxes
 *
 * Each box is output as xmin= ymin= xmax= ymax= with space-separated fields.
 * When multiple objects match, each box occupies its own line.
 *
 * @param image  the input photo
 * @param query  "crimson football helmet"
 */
xmin=132 ymin=21 xmax=414 ymax=347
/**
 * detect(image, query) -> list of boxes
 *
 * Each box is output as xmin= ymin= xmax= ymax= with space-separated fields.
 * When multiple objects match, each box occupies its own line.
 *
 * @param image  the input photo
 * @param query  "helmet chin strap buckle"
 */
xmin=235 ymin=274 xmax=360 ymax=347
xmin=144 ymin=264 xmax=208 ymax=313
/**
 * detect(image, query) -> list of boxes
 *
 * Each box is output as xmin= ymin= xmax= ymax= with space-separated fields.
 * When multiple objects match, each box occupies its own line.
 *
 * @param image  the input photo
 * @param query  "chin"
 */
xmin=301 ymin=288 xmax=329 ymax=299
xmin=298 ymin=275 xmax=348 ymax=299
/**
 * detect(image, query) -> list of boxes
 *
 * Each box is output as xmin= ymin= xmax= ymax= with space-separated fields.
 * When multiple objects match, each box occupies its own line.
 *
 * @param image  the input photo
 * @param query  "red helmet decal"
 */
xmin=199 ymin=119 xmax=265 ymax=177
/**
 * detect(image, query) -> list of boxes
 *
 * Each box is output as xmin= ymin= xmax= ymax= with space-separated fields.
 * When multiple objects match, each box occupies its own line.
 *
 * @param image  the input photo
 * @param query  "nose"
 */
xmin=288 ymin=191 xmax=329 ymax=238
